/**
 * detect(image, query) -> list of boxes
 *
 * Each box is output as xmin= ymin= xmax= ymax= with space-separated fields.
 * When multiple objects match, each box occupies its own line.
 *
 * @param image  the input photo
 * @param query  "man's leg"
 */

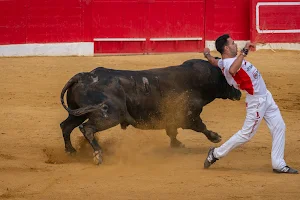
xmin=264 ymin=92 xmax=298 ymax=173
xmin=205 ymin=96 xmax=266 ymax=168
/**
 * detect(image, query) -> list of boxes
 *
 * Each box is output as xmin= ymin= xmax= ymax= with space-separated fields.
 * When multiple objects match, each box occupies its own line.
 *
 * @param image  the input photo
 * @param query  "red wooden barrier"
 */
xmin=250 ymin=0 xmax=300 ymax=43
xmin=0 ymin=0 xmax=299 ymax=56
xmin=93 ymin=0 xmax=205 ymax=54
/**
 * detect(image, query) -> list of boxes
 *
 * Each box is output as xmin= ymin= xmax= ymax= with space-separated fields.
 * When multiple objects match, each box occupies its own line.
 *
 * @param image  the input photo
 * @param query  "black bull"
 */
xmin=60 ymin=59 xmax=241 ymax=164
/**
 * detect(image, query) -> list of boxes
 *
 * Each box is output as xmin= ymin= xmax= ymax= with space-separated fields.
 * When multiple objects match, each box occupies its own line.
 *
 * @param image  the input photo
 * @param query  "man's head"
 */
xmin=215 ymin=34 xmax=238 ymax=57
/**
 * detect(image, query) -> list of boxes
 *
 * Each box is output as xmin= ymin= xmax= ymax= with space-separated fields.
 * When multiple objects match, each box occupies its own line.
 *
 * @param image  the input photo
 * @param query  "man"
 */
xmin=203 ymin=34 xmax=298 ymax=174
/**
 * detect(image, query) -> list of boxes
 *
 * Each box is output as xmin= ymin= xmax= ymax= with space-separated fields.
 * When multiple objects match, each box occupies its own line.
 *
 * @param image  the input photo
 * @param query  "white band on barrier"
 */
xmin=256 ymin=2 xmax=300 ymax=33
xmin=150 ymin=37 xmax=202 ymax=41
xmin=94 ymin=38 xmax=146 ymax=42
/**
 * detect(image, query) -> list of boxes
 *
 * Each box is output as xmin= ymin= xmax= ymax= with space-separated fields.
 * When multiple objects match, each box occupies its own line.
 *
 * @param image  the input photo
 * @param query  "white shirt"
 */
xmin=217 ymin=57 xmax=267 ymax=95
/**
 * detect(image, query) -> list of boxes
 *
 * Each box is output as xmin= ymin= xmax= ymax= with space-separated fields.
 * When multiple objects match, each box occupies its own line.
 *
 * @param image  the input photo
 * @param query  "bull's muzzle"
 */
xmin=233 ymin=90 xmax=242 ymax=100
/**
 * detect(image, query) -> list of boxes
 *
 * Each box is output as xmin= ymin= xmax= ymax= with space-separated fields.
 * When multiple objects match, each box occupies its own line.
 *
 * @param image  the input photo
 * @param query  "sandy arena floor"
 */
xmin=0 ymin=50 xmax=300 ymax=200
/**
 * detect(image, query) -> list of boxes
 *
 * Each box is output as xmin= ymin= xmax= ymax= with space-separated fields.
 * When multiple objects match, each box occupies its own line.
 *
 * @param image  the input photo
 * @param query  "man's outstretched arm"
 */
xmin=228 ymin=42 xmax=256 ymax=76
xmin=203 ymin=48 xmax=219 ymax=67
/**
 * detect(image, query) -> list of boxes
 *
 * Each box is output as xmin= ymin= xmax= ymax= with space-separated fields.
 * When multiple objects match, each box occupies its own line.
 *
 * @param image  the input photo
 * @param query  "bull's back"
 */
xmin=90 ymin=62 xmax=215 ymax=88
xmin=88 ymin=66 xmax=194 ymax=125
xmin=66 ymin=61 xmax=225 ymax=128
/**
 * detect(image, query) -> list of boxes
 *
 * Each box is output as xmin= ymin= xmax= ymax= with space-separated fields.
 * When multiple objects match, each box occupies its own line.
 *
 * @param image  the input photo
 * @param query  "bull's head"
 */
xmin=216 ymin=70 xmax=242 ymax=101
xmin=220 ymin=85 xmax=241 ymax=100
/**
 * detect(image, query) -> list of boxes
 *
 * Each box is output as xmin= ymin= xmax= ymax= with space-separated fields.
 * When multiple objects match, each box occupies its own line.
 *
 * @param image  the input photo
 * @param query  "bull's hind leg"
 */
xmin=60 ymin=115 xmax=87 ymax=154
xmin=187 ymin=116 xmax=222 ymax=143
xmin=78 ymin=121 xmax=103 ymax=165
xmin=79 ymin=116 xmax=120 ymax=165
xmin=166 ymin=127 xmax=185 ymax=148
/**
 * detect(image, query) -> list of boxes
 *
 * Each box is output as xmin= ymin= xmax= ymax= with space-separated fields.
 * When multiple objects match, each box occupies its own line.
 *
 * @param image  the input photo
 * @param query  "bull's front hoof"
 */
xmin=210 ymin=137 xmax=222 ymax=143
xmin=120 ymin=122 xmax=129 ymax=130
xmin=170 ymin=140 xmax=185 ymax=148
xmin=65 ymin=147 xmax=77 ymax=155
xmin=208 ymin=132 xmax=222 ymax=143
xmin=93 ymin=150 xmax=103 ymax=165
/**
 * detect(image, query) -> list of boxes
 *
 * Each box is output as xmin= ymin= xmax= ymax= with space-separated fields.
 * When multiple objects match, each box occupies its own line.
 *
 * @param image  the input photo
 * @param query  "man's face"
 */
xmin=225 ymin=37 xmax=238 ymax=57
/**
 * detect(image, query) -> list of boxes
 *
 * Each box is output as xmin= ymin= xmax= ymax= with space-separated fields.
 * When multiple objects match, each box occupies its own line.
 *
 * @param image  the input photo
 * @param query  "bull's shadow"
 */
xmin=60 ymin=59 xmax=241 ymax=165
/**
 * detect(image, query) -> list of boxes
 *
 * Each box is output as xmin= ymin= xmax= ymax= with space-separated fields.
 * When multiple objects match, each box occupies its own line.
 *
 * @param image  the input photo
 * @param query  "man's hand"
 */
xmin=203 ymin=48 xmax=211 ymax=58
xmin=203 ymin=48 xmax=219 ymax=67
xmin=244 ymin=42 xmax=256 ymax=51
xmin=241 ymin=42 xmax=256 ymax=57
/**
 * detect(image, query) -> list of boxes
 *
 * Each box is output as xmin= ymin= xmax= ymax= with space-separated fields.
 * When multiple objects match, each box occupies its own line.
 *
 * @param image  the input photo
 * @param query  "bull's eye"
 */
xmin=102 ymin=105 xmax=108 ymax=111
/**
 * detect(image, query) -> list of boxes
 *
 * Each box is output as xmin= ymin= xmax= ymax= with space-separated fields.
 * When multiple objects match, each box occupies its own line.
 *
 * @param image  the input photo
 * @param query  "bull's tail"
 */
xmin=60 ymin=73 xmax=106 ymax=116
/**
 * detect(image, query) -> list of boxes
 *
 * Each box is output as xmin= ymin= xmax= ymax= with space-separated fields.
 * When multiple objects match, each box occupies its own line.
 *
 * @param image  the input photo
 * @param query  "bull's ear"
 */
xmin=214 ymin=57 xmax=221 ymax=59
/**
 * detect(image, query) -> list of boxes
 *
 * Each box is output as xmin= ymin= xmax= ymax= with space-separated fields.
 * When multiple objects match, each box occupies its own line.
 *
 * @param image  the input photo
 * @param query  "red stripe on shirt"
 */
xmin=233 ymin=68 xmax=254 ymax=95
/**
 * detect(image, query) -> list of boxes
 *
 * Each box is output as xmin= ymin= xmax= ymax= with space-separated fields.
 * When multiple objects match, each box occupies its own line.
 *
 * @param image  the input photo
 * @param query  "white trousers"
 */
xmin=214 ymin=90 xmax=286 ymax=170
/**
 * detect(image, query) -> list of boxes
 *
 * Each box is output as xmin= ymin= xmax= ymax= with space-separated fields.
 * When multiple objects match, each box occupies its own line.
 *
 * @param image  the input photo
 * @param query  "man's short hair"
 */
xmin=215 ymin=34 xmax=230 ymax=54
